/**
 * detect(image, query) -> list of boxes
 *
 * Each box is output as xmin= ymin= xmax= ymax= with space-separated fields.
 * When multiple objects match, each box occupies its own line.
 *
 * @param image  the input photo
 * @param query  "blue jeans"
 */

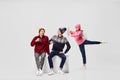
xmin=79 ymin=40 xmax=101 ymax=64
xmin=48 ymin=51 xmax=66 ymax=69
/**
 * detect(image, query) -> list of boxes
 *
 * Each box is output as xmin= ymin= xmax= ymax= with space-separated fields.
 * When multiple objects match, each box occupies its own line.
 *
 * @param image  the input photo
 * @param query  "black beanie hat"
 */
xmin=59 ymin=27 xmax=67 ymax=34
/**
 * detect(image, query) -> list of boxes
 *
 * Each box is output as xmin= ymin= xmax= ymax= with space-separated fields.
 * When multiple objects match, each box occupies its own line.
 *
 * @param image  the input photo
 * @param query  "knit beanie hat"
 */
xmin=75 ymin=24 xmax=81 ymax=29
xmin=59 ymin=27 xmax=67 ymax=34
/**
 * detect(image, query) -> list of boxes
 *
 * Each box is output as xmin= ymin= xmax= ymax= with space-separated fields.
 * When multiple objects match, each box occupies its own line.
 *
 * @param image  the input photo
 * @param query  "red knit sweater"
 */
xmin=31 ymin=35 xmax=49 ymax=54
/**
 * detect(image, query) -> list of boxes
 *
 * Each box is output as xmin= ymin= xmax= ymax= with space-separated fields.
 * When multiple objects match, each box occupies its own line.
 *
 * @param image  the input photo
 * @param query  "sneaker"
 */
xmin=57 ymin=69 xmax=64 ymax=75
xmin=81 ymin=64 xmax=86 ymax=70
xmin=48 ymin=69 xmax=55 ymax=75
xmin=36 ymin=69 xmax=43 ymax=76
xmin=82 ymin=66 xmax=86 ymax=70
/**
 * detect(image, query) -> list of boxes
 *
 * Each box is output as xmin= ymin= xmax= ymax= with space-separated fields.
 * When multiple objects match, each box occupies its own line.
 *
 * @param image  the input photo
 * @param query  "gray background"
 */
xmin=0 ymin=0 xmax=120 ymax=80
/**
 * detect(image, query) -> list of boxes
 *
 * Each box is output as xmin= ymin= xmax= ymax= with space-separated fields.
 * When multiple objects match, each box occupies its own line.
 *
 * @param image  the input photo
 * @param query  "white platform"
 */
xmin=42 ymin=55 xmax=69 ymax=73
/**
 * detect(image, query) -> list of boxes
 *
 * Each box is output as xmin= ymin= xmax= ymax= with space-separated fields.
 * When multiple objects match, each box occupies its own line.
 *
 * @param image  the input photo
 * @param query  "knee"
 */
xmin=62 ymin=55 xmax=66 ymax=60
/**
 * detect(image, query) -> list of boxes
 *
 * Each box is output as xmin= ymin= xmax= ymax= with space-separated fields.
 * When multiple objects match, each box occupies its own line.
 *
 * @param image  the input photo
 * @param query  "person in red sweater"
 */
xmin=30 ymin=28 xmax=49 ymax=76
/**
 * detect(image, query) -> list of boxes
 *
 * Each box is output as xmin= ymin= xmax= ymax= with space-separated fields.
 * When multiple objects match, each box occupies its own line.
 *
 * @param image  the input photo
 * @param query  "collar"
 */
xmin=57 ymin=35 xmax=63 ymax=38
xmin=38 ymin=35 xmax=45 ymax=38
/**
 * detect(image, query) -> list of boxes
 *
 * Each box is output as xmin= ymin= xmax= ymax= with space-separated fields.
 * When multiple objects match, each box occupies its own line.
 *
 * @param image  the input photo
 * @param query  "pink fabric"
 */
xmin=75 ymin=24 xmax=81 ymax=29
xmin=70 ymin=30 xmax=85 ymax=45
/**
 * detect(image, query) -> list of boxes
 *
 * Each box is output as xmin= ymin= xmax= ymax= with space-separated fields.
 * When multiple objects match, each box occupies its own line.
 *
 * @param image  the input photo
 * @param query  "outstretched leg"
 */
xmin=84 ymin=40 xmax=101 ymax=45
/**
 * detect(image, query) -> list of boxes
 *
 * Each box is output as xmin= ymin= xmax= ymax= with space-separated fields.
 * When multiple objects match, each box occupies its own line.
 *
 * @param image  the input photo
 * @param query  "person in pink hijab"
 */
xmin=69 ymin=24 xmax=105 ymax=69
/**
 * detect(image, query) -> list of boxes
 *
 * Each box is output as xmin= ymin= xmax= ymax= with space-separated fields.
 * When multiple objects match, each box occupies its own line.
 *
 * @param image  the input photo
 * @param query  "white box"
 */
xmin=42 ymin=54 xmax=69 ymax=73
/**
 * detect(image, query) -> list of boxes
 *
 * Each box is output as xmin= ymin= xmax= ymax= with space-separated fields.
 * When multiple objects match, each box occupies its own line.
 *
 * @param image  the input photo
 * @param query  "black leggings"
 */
xmin=79 ymin=40 xmax=101 ymax=64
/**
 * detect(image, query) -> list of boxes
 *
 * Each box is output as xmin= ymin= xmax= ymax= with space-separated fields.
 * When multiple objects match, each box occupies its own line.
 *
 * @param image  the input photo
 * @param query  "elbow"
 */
xmin=31 ymin=44 xmax=33 ymax=47
xmin=69 ymin=45 xmax=71 ymax=50
xmin=68 ymin=45 xmax=71 ymax=50
xmin=30 ymin=43 xmax=34 ymax=47
xmin=70 ymin=46 xmax=71 ymax=49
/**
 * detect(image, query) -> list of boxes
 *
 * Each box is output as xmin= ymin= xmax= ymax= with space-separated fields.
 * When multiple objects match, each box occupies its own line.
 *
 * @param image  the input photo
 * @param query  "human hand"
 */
xmin=35 ymin=38 xmax=40 ymax=42
xmin=50 ymin=41 xmax=54 ymax=44
xmin=59 ymin=51 xmax=64 ymax=54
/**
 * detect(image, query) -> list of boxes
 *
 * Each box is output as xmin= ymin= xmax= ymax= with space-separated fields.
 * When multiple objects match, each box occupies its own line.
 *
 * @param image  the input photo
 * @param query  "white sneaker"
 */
xmin=36 ymin=69 xmax=43 ymax=76
xmin=57 ymin=69 xmax=64 ymax=75
xmin=80 ymin=64 xmax=86 ymax=70
xmin=48 ymin=69 xmax=55 ymax=75
xmin=82 ymin=66 xmax=86 ymax=70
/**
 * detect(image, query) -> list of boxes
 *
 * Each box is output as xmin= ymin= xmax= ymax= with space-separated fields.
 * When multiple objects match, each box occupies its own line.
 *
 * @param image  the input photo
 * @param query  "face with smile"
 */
xmin=75 ymin=27 xmax=80 ymax=31
xmin=39 ymin=28 xmax=45 ymax=37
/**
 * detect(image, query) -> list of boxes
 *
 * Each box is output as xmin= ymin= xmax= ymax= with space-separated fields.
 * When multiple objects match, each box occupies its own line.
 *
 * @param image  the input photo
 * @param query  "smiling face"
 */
xmin=75 ymin=24 xmax=81 ymax=31
xmin=75 ymin=27 xmax=80 ymax=31
xmin=39 ymin=28 xmax=45 ymax=37
xmin=39 ymin=29 xmax=45 ymax=36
